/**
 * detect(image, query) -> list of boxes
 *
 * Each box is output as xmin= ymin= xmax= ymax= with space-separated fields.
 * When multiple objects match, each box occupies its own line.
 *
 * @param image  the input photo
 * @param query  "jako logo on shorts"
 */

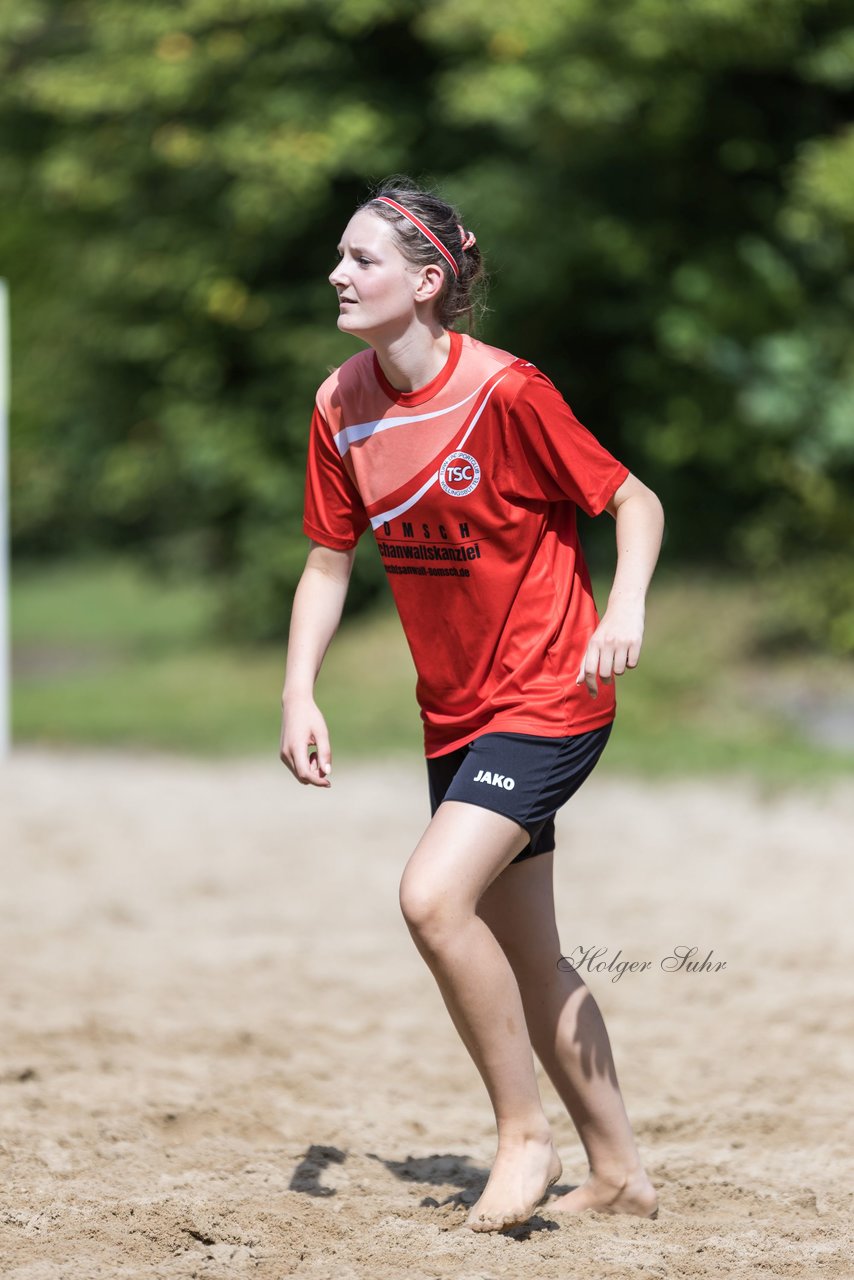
xmin=473 ymin=769 xmax=515 ymax=790
xmin=439 ymin=451 xmax=481 ymax=497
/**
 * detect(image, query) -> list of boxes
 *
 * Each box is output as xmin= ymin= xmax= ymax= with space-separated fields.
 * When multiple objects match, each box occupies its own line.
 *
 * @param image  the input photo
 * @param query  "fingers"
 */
xmin=281 ymin=742 xmax=332 ymax=787
xmin=576 ymin=643 xmax=600 ymax=698
xmin=298 ymin=742 xmax=330 ymax=787
xmin=312 ymin=722 xmax=332 ymax=779
xmin=279 ymin=706 xmax=333 ymax=788
xmin=305 ymin=738 xmax=332 ymax=787
xmin=576 ymin=634 xmax=642 ymax=697
xmin=609 ymin=644 xmax=629 ymax=678
xmin=626 ymin=638 xmax=642 ymax=669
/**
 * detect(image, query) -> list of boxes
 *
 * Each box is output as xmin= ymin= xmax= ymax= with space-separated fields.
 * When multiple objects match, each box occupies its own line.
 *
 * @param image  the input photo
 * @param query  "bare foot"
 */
xmin=549 ymin=1167 xmax=659 ymax=1218
xmin=464 ymin=1134 xmax=562 ymax=1233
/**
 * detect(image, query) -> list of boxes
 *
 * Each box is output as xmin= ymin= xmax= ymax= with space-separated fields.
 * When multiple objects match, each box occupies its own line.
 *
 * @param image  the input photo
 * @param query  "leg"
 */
xmin=398 ymin=800 xmax=563 ymax=1231
xmin=477 ymin=849 xmax=658 ymax=1217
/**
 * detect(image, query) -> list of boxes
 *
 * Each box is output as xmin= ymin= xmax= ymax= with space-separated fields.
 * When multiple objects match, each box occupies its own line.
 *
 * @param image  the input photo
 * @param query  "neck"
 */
xmin=372 ymin=319 xmax=452 ymax=393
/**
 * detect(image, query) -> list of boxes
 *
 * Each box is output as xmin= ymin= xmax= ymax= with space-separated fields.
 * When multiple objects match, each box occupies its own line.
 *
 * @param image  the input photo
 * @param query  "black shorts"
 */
xmin=426 ymin=722 xmax=613 ymax=864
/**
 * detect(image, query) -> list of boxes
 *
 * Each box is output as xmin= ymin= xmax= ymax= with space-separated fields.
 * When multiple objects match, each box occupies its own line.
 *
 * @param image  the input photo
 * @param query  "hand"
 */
xmin=576 ymin=599 xmax=645 ymax=699
xmin=279 ymin=693 xmax=333 ymax=787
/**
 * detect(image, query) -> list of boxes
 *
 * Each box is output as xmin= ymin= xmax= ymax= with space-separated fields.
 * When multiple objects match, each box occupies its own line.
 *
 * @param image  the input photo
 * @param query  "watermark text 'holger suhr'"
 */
xmin=557 ymin=945 xmax=727 ymax=983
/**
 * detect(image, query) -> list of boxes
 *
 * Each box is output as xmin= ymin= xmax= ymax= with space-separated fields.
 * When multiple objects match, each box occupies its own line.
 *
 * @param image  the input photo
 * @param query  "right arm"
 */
xmin=279 ymin=540 xmax=356 ymax=787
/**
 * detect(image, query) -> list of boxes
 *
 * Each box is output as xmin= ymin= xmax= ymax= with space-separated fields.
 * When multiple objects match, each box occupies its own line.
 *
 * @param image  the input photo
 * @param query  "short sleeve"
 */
xmin=504 ymin=370 xmax=629 ymax=516
xmin=303 ymin=404 xmax=370 ymax=550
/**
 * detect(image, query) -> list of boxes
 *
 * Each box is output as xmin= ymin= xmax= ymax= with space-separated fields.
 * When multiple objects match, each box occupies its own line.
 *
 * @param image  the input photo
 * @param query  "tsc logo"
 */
xmin=473 ymin=769 xmax=516 ymax=791
xmin=439 ymin=450 xmax=481 ymax=497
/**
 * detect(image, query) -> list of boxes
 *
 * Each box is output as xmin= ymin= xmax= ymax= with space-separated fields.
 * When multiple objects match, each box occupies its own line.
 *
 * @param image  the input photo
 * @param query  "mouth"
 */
xmin=338 ymin=296 xmax=357 ymax=305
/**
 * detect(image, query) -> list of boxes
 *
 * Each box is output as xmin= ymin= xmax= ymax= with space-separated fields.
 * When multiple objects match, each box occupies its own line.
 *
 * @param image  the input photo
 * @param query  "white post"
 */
xmin=0 ymin=280 xmax=9 ymax=756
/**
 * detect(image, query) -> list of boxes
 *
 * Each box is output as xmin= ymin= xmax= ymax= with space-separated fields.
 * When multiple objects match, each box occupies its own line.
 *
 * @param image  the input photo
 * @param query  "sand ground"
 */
xmin=1 ymin=748 xmax=852 ymax=1279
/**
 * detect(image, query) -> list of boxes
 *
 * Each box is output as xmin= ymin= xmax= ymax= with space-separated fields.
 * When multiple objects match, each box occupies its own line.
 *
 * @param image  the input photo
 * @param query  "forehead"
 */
xmin=338 ymin=207 xmax=397 ymax=251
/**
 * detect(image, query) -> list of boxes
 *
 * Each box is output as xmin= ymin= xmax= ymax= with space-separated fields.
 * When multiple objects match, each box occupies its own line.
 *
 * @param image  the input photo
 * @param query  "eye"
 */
xmin=357 ymin=256 xmax=372 ymax=267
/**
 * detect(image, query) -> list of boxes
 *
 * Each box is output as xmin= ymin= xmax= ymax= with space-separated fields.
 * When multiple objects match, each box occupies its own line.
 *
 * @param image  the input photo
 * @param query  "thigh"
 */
xmin=477 ymin=851 xmax=561 ymax=961
xmin=400 ymin=799 xmax=531 ymax=922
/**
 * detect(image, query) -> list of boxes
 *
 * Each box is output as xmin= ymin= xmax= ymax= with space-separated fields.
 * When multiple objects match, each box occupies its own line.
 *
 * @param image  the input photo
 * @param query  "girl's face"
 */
xmin=329 ymin=209 xmax=442 ymax=338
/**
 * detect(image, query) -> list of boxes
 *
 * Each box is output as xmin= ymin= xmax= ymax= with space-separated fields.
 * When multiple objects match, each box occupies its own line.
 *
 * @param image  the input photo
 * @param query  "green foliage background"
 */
xmin=2 ymin=0 xmax=853 ymax=647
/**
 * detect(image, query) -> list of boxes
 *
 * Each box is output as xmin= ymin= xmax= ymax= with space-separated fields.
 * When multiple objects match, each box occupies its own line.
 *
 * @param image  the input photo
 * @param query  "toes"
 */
xmin=465 ymin=1216 xmax=502 ymax=1232
xmin=465 ymin=1208 xmax=526 ymax=1233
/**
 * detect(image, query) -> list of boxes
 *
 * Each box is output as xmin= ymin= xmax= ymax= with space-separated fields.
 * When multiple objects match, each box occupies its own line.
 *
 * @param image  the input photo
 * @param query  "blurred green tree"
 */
xmin=1 ymin=0 xmax=852 ymax=648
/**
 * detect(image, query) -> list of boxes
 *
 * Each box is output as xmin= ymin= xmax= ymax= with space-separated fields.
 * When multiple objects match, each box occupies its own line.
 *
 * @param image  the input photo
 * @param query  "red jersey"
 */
xmin=303 ymin=329 xmax=629 ymax=757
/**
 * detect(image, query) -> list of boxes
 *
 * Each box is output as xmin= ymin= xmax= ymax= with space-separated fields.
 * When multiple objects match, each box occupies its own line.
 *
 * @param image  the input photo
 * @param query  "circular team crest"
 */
xmin=439 ymin=450 xmax=481 ymax=497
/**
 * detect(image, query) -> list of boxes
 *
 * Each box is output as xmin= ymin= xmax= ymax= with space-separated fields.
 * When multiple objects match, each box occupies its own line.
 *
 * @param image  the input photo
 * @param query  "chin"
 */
xmin=337 ymin=315 xmax=376 ymax=339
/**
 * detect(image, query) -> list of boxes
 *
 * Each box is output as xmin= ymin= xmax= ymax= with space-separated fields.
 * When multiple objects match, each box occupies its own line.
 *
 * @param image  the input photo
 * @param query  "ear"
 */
xmin=414 ymin=263 xmax=446 ymax=304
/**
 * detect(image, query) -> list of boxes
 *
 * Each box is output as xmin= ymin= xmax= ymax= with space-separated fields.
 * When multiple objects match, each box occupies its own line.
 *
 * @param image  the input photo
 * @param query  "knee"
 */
xmin=398 ymin=870 xmax=455 ymax=950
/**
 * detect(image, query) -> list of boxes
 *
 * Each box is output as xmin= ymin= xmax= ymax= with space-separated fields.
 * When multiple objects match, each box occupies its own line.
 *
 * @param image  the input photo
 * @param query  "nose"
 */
xmin=329 ymin=259 xmax=348 ymax=289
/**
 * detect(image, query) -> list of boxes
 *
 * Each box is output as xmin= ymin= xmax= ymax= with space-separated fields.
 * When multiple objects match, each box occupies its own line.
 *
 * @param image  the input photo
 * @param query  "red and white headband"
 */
xmin=374 ymin=196 xmax=476 ymax=278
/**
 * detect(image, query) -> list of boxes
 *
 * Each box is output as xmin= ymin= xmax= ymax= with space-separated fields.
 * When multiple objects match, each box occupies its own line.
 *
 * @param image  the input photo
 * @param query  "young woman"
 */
xmin=280 ymin=178 xmax=664 ymax=1233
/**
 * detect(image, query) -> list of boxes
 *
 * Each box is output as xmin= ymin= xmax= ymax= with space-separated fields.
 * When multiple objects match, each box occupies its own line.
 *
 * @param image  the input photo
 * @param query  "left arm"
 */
xmin=576 ymin=472 xmax=665 ymax=698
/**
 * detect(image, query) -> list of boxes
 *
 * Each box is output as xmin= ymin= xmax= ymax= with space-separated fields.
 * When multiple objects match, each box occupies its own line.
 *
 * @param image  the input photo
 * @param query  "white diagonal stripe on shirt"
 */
xmin=333 ymin=376 xmax=495 ymax=457
xmin=369 ymin=372 xmax=511 ymax=529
